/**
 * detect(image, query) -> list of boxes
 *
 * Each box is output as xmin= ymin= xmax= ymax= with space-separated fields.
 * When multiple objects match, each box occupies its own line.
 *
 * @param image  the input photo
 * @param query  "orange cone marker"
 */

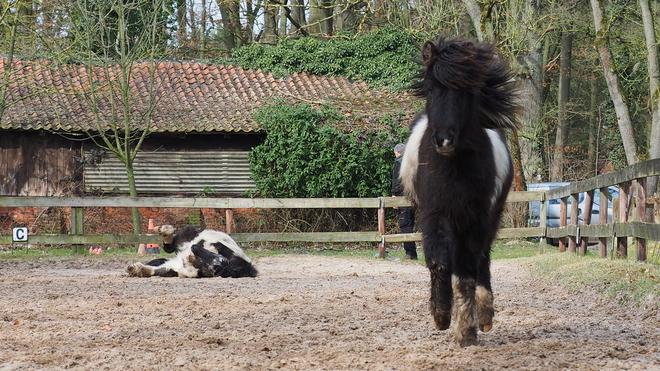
xmin=146 ymin=219 xmax=160 ymax=254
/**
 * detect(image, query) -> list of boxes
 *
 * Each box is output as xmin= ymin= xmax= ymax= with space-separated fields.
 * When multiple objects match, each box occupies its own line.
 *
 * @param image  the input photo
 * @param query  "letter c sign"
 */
xmin=12 ymin=227 xmax=28 ymax=242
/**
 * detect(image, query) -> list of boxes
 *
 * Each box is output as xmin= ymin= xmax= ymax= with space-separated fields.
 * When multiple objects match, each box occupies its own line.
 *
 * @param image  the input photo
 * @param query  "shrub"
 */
xmin=248 ymin=102 xmax=409 ymax=198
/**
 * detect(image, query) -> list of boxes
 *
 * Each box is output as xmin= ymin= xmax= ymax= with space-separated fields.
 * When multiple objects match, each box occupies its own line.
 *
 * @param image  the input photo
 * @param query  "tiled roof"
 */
xmin=0 ymin=57 xmax=414 ymax=133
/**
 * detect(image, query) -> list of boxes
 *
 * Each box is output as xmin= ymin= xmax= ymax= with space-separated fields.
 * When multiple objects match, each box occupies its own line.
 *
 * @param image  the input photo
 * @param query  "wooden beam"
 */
xmin=636 ymin=178 xmax=647 ymax=261
xmin=617 ymin=182 xmax=630 ymax=258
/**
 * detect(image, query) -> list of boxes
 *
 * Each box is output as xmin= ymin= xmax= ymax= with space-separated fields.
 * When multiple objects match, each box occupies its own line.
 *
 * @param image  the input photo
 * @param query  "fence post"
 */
xmin=559 ymin=196 xmax=568 ymax=252
xmin=539 ymin=193 xmax=547 ymax=253
xmin=616 ymin=181 xmax=630 ymax=258
xmin=598 ymin=187 xmax=608 ymax=258
xmin=579 ymin=190 xmax=594 ymax=255
xmin=636 ymin=178 xmax=647 ymax=262
xmin=377 ymin=198 xmax=386 ymax=258
xmin=226 ymin=209 xmax=234 ymax=234
xmin=70 ymin=207 xmax=84 ymax=254
xmin=568 ymin=193 xmax=579 ymax=253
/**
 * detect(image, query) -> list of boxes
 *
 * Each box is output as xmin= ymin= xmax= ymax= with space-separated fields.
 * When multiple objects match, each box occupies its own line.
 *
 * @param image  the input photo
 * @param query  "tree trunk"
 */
xmin=308 ymin=0 xmax=322 ymax=35
xmin=335 ymin=0 xmax=362 ymax=33
xmin=640 ymin=0 xmax=660 ymax=191
xmin=291 ymin=0 xmax=307 ymax=37
xmin=279 ymin=0 xmax=289 ymax=38
xmin=588 ymin=67 xmax=599 ymax=177
xmin=125 ymin=162 xmax=142 ymax=235
xmin=462 ymin=0 xmax=484 ymax=42
xmin=320 ymin=0 xmax=333 ymax=37
xmin=199 ymin=0 xmax=207 ymax=58
xmin=590 ymin=0 xmax=638 ymax=165
xmin=551 ymin=32 xmax=572 ymax=181
xmin=176 ymin=0 xmax=187 ymax=43
xmin=509 ymin=130 xmax=526 ymax=193
xmin=0 ymin=16 xmax=18 ymax=121
xmin=218 ymin=1 xmax=236 ymax=49
xmin=262 ymin=0 xmax=279 ymax=44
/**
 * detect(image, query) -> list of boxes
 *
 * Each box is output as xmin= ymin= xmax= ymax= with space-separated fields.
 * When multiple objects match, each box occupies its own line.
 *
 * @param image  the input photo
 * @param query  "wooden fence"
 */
xmin=2 ymin=158 xmax=660 ymax=262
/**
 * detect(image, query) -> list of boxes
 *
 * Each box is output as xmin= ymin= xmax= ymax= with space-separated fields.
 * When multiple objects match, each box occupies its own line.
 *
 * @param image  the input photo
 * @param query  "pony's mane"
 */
xmin=410 ymin=36 xmax=521 ymax=131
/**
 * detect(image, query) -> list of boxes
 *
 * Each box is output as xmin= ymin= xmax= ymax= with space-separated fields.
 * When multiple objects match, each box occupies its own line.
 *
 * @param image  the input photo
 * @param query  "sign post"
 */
xmin=12 ymin=227 xmax=29 ymax=252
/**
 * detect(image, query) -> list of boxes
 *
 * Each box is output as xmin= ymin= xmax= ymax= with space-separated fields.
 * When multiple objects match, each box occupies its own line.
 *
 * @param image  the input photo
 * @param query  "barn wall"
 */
xmin=0 ymin=131 xmax=82 ymax=196
xmin=84 ymin=151 xmax=256 ymax=195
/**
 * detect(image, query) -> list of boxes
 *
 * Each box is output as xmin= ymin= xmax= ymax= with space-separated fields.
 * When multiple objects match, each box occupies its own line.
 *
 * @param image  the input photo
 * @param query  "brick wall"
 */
xmin=0 ymin=207 xmax=231 ymax=235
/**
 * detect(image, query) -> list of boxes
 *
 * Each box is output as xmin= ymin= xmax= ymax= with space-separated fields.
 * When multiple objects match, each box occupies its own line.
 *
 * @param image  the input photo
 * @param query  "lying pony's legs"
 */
xmin=126 ymin=257 xmax=180 ymax=277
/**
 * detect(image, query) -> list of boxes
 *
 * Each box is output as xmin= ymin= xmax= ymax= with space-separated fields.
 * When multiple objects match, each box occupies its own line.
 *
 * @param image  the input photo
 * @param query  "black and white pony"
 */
xmin=399 ymin=36 xmax=520 ymax=346
xmin=126 ymin=225 xmax=258 ymax=278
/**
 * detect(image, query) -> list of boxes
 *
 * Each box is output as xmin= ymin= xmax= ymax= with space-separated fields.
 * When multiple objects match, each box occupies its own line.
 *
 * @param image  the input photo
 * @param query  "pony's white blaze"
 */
xmin=399 ymin=114 xmax=428 ymax=204
xmin=486 ymin=129 xmax=511 ymax=208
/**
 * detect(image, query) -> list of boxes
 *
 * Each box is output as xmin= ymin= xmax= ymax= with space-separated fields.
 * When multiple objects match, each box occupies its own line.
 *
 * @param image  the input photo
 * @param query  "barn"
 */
xmin=0 ymin=57 xmax=412 ymax=198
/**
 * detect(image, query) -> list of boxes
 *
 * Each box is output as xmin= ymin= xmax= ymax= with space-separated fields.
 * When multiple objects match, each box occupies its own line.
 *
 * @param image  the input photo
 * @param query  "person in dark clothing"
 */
xmin=391 ymin=143 xmax=417 ymax=260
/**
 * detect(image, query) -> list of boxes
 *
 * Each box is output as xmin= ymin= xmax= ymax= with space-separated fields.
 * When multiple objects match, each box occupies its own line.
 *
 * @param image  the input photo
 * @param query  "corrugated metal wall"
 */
xmin=84 ymin=151 xmax=255 ymax=194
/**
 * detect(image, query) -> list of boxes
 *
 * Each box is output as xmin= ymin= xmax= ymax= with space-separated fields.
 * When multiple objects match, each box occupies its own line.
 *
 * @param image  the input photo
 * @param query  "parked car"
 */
xmin=527 ymin=182 xmax=619 ymax=244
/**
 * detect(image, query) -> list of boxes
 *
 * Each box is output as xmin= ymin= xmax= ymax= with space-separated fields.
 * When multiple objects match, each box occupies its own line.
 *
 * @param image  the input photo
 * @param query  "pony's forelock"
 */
xmin=409 ymin=36 xmax=521 ymax=131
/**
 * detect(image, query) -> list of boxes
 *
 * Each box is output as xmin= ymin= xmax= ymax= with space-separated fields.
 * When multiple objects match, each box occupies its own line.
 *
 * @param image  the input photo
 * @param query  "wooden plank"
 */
xmin=497 ymin=227 xmax=545 ymax=239
xmin=378 ymin=200 xmax=386 ymax=258
xmin=506 ymin=191 xmax=545 ymax=202
xmin=617 ymin=182 xmax=630 ymax=258
xmin=599 ymin=187 xmax=609 ymax=257
xmin=1 ymin=193 xmax=542 ymax=209
xmin=575 ymin=223 xmax=615 ymax=238
xmin=548 ymin=158 xmax=660 ymax=198
xmin=546 ymin=225 xmax=579 ymax=239
xmin=380 ymin=192 xmax=545 ymax=208
xmin=559 ymin=196 xmax=568 ymax=252
xmin=569 ymin=193 xmax=579 ymax=252
xmin=636 ymin=178 xmax=647 ymax=261
xmin=384 ymin=233 xmax=422 ymax=243
xmin=0 ymin=196 xmax=380 ymax=209
xmin=230 ymin=232 xmax=381 ymax=243
xmin=614 ymin=222 xmax=660 ymax=240
xmin=579 ymin=190 xmax=594 ymax=255
xmin=381 ymin=197 xmax=413 ymax=208
xmin=0 ymin=234 xmax=162 ymax=245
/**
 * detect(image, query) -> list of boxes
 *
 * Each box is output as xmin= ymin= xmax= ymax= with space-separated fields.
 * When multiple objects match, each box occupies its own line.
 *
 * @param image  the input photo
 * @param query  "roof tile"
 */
xmin=1 ymin=57 xmax=414 ymax=133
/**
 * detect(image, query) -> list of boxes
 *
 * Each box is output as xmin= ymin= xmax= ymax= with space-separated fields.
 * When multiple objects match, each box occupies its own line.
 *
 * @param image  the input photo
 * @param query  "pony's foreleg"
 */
xmin=475 ymin=249 xmax=494 ymax=333
xmin=452 ymin=233 xmax=484 ymax=347
xmin=451 ymin=273 xmax=478 ymax=346
xmin=423 ymin=228 xmax=453 ymax=331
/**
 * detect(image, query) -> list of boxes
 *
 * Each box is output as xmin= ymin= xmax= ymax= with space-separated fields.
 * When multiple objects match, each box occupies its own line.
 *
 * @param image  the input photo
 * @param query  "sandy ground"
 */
xmin=0 ymin=253 xmax=659 ymax=371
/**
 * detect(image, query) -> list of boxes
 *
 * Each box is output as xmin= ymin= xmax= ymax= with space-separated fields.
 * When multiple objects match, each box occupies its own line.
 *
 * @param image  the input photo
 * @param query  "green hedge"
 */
xmin=248 ymin=102 xmax=409 ymax=198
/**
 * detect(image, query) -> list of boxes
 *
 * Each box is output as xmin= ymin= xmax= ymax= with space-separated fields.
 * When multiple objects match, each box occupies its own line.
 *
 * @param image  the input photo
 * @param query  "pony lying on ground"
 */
xmin=125 ymin=225 xmax=258 ymax=278
xmin=399 ymin=36 xmax=520 ymax=346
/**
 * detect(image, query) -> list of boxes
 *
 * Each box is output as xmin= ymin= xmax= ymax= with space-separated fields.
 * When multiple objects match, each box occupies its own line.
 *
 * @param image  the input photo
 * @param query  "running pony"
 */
xmin=399 ymin=36 xmax=520 ymax=346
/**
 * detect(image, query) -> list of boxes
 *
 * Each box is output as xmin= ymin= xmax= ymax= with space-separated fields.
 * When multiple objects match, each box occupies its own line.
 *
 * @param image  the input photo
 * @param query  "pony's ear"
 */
xmin=422 ymin=41 xmax=437 ymax=63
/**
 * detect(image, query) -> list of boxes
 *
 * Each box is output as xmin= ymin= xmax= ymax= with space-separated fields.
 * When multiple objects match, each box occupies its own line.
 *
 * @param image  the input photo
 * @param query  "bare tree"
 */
xmin=62 ymin=0 xmax=169 ymax=234
xmin=461 ymin=0 xmax=546 ymax=187
xmin=217 ymin=0 xmax=242 ymax=49
xmin=550 ymin=31 xmax=572 ymax=181
xmin=640 ymin=0 xmax=660 ymax=197
xmin=589 ymin=0 xmax=638 ymax=165
xmin=0 ymin=0 xmax=20 ymax=122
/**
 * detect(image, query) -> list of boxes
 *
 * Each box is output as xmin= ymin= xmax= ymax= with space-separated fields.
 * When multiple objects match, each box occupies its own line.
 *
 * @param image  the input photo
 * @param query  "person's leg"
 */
xmin=399 ymin=207 xmax=417 ymax=259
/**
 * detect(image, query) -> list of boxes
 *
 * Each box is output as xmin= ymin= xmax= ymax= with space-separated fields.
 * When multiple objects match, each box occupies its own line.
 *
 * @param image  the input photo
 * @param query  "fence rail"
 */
xmin=3 ymin=158 xmax=660 ymax=262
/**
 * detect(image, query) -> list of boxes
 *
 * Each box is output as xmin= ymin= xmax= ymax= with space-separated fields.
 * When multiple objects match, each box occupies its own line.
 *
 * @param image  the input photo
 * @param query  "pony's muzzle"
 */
xmin=433 ymin=133 xmax=455 ymax=155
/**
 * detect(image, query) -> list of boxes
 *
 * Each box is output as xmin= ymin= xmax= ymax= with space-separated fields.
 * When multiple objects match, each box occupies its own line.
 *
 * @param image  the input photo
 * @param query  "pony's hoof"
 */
xmin=432 ymin=311 xmax=451 ymax=331
xmin=154 ymin=225 xmax=174 ymax=236
xmin=457 ymin=327 xmax=479 ymax=347
xmin=126 ymin=263 xmax=151 ymax=277
xmin=479 ymin=323 xmax=492 ymax=332
xmin=459 ymin=336 xmax=479 ymax=347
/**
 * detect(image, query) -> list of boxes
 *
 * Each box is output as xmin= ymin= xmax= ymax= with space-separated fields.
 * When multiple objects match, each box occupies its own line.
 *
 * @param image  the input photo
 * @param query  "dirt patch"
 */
xmin=0 ymin=254 xmax=658 ymax=370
